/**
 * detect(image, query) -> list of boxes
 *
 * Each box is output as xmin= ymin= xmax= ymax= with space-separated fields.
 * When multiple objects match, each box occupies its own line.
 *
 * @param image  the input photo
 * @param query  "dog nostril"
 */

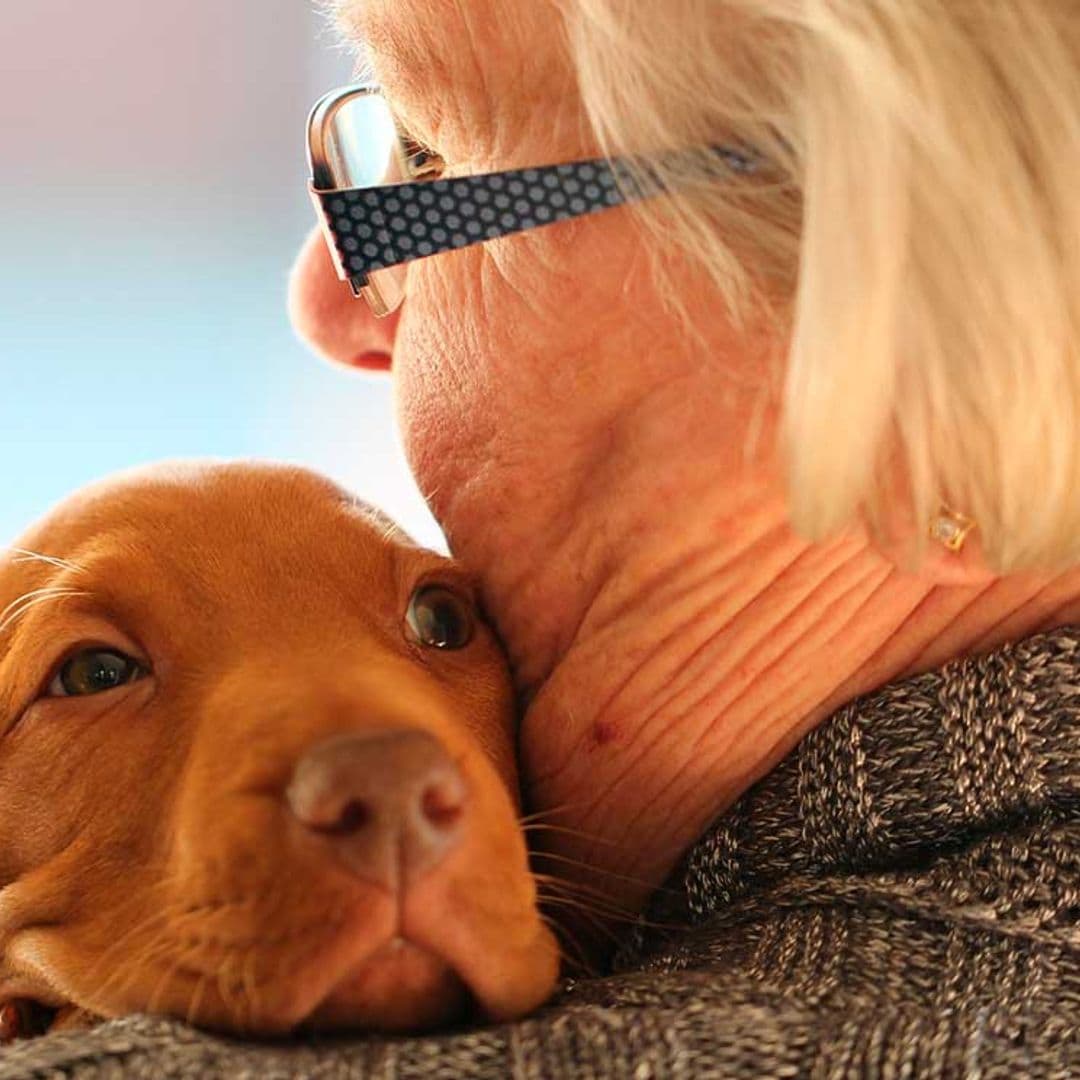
xmin=323 ymin=798 xmax=371 ymax=835
xmin=287 ymin=731 xmax=468 ymax=888
xmin=421 ymin=781 xmax=464 ymax=829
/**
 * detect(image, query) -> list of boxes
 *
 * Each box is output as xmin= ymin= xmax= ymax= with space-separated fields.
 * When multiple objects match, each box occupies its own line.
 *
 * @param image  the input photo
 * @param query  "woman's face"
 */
xmin=290 ymin=0 xmax=782 ymax=902
xmin=292 ymin=0 xmax=776 ymax=661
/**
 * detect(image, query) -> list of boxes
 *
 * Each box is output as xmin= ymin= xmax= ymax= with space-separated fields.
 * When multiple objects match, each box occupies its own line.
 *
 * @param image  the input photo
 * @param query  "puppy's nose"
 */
xmin=286 ymin=731 xmax=466 ymax=889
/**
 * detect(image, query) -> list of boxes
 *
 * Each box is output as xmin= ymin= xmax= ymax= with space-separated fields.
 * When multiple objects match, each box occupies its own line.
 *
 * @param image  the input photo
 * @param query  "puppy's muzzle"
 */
xmin=286 ymin=731 xmax=466 ymax=891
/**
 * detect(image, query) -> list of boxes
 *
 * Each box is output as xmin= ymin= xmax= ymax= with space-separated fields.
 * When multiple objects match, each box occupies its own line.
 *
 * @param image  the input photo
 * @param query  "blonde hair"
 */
xmin=563 ymin=0 xmax=1080 ymax=572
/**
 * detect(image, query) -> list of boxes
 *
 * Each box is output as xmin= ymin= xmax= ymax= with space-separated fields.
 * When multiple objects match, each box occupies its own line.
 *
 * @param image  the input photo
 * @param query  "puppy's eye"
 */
xmin=405 ymin=586 xmax=474 ymax=650
xmin=47 ymin=649 xmax=144 ymax=698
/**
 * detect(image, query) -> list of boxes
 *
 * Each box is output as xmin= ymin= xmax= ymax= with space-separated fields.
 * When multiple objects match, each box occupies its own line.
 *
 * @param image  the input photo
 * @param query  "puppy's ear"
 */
xmin=870 ymin=527 xmax=996 ymax=586
xmin=860 ymin=468 xmax=997 ymax=587
xmin=288 ymin=227 xmax=401 ymax=372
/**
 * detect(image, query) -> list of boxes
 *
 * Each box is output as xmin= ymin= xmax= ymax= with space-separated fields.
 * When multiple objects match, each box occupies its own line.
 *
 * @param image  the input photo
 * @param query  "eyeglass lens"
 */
xmin=320 ymin=92 xmax=410 ymax=313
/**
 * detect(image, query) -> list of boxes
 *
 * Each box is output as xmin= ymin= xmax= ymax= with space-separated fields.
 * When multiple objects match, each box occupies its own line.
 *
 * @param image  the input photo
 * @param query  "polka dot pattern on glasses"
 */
xmin=314 ymin=149 xmax=758 ymax=280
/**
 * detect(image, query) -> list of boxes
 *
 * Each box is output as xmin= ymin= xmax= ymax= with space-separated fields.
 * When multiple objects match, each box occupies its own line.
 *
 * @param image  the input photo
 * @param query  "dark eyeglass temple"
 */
xmin=312 ymin=147 xmax=759 ymax=294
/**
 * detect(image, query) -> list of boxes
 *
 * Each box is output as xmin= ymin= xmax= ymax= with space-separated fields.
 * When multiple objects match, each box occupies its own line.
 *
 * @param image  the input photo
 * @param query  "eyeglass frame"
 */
xmin=307 ymin=84 xmax=760 ymax=318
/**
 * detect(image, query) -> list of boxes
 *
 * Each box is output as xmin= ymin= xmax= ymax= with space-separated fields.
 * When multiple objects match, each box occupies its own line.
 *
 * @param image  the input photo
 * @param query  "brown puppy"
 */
xmin=0 ymin=462 xmax=559 ymax=1038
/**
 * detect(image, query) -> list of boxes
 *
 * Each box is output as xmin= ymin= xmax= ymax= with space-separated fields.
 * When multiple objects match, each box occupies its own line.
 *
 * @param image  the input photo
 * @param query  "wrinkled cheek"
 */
xmin=392 ymin=329 xmax=454 ymax=524
xmin=390 ymin=266 xmax=497 ymax=532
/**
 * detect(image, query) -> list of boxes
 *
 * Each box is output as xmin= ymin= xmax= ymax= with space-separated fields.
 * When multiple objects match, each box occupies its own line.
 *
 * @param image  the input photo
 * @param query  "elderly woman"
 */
xmin=17 ymin=1 xmax=1077 ymax=1076
xmin=286 ymin=1 xmax=1080 ymax=1073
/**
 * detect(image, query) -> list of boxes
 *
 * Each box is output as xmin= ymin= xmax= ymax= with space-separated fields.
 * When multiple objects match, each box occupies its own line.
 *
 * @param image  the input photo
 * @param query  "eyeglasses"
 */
xmin=306 ymin=84 xmax=759 ymax=318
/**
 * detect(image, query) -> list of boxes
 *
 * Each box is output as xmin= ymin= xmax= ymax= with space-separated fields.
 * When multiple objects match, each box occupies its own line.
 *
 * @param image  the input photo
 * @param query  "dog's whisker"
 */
xmin=96 ymin=932 xmax=175 ymax=1021
xmin=6 ymin=548 xmax=86 ymax=575
xmin=350 ymin=499 xmax=407 ymax=548
xmin=146 ymin=949 xmax=188 ymax=1019
xmin=0 ymin=585 xmax=78 ymax=619
xmin=150 ymin=928 xmax=217 ymax=1028
xmin=85 ymin=892 xmax=217 ymax=1013
xmin=534 ymin=880 xmax=644 ymax=929
xmin=213 ymin=963 xmax=233 ymax=1030
xmin=213 ymin=953 xmax=241 ymax=1032
xmin=539 ymin=912 xmax=592 ymax=976
xmin=235 ymin=959 xmax=256 ymax=1035
xmin=185 ymin=972 xmax=209 ymax=1028
xmin=90 ymin=956 xmax=140 ymax=1012
xmin=0 ymin=588 xmax=88 ymax=636
xmin=532 ymin=849 xmax=683 ymax=898
xmin=516 ymin=802 xmax=584 ymax=826
xmin=534 ymin=874 xmax=621 ymax=912
xmin=140 ymin=943 xmax=194 ymax=1015
xmin=519 ymin=809 xmax=628 ymax=848
xmin=81 ymin=882 xmax=195 ymax=984
xmin=119 ymin=935 xmax=179 ymax=997
xmin=533 ymin=871 xmax=632 ymax=910
xmin=539 ymin=912 xmax=595 ymax=977
xmin=216 ymin=953 xmax=249 ymax=1032
xmin=536 ymin=874 xmax=687 ymax=932
xmin=531 ymin=849 xmax=653 ymax=886
xmin=153 ymin=933 xmax=204 ymax=1005
xmin=84 ymin=906 xmax=178 ymax=1001
xmin=517 ymin=810 xmax=556 ymax=826
xmin=539 ymin=892 xmax=621 ymax=929
xmin=522 ymin=823 xmax=621 ymax=848
xmin=242 ymin=946 xmax=259 ymax=1033
xmin=536 ymin=893 xmax=626 ymax=949
xmin=541 ymin=903 xmax=620 ymax=966
xmin=534 ymin=870 xmax=656 ymax=923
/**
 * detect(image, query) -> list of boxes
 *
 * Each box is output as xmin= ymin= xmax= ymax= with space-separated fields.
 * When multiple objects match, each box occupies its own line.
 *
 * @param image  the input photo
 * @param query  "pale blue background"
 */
xmin=0 ymin=1 xmax=443 ymax=549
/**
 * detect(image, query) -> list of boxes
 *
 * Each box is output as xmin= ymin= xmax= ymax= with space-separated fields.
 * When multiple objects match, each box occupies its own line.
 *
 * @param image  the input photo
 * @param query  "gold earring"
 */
xmin=928 ymin=504 xmax=976 ymax=553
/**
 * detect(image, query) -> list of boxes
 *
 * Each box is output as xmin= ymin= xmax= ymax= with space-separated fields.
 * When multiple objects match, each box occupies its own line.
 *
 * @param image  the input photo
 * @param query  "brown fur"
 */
xmin=0 ymin=462 xmax=558 ymax=1037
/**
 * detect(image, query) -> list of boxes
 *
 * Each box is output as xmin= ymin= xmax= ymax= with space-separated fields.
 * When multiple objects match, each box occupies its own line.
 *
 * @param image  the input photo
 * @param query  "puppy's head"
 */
xmin=0 ymin=462 xmax=559 ymax=1035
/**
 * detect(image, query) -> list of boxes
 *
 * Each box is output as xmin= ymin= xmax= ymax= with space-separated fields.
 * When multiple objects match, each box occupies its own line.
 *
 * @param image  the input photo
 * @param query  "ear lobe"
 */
xmin=910 ymin=535 xmax=997 ymax=586
xmin=861 ymin=467 xmax=997 ymax=587
xmin=871 ymin=522 xmax=997 ymax=586
xmin=288 ymin=227 xmax=401 ymax=373
xmin=349 ymin=347 xmax=395 ymax=373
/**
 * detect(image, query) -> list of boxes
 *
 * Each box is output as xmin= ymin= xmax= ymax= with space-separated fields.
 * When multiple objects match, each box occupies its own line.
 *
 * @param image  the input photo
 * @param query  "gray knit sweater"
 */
xmin=3 ymin=628 xmax=1078 ymax=1078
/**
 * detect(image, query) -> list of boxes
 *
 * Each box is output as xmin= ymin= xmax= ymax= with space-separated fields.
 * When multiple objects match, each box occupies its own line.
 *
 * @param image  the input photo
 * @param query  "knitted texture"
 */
xmin=3 ymin=628 xmax=1078 ymax=1078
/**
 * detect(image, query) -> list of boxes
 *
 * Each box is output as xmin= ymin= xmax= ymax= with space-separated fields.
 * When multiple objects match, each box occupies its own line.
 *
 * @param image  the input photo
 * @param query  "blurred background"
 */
xmin=0 ymin=0 xmax=443 ymax=548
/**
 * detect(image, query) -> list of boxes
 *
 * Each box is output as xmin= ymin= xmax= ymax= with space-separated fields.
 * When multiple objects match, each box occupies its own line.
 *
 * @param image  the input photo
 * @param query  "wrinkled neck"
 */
xmin=403 ymin=269 xmax=1080 ymax=924
xmin=472 ymin=453 xmax=1080 ymax=921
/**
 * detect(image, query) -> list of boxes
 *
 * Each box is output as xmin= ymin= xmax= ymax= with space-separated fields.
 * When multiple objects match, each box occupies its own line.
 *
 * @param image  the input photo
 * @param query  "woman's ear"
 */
xmin=859 ymin=457 xmax=999 ymax=587
xmin=867 ymin=499 xmax=997 ymax=587
xmin=288 ymin=227 xmax=401 ymax=372
xmin=902 ymin=530 xmax=998 ymax=587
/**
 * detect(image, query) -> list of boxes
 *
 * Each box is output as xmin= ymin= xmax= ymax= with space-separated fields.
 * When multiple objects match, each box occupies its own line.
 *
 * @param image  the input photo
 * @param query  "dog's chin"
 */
xmin=303 ymin=938 xmax=470 ymax=1033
